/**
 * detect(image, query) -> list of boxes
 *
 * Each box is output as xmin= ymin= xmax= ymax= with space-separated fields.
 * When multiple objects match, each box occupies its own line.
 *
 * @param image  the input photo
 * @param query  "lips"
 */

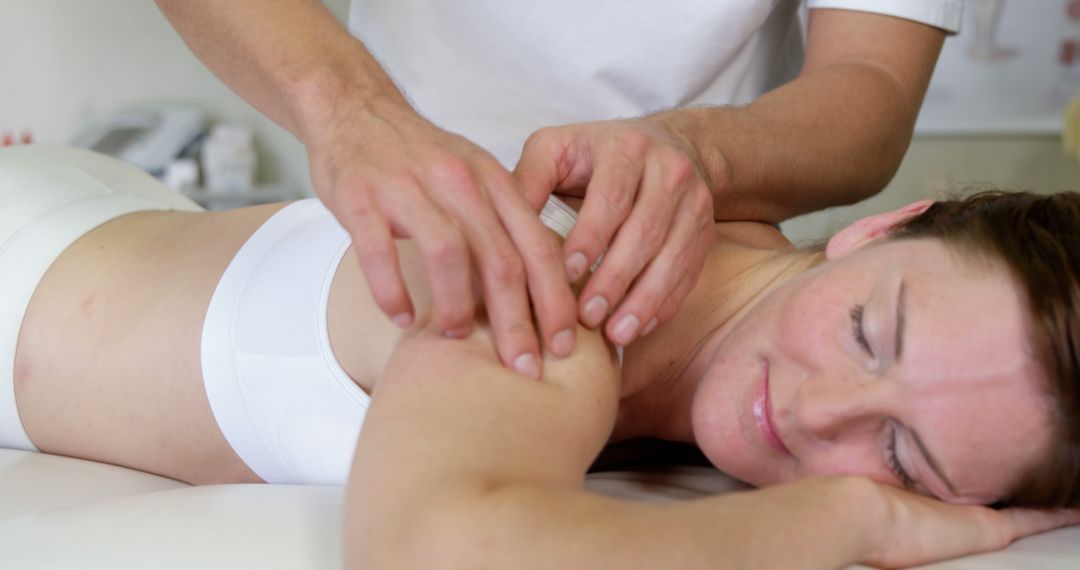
xmin=753 ymin=361 xmax=791 ymax=455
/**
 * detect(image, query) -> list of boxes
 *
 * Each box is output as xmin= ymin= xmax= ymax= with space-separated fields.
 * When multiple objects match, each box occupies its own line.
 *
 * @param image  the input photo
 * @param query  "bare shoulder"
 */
xmin=356 ymin=319 xmax=621 ymax=486
xmin=713 ymin=221 xmax=794 ymax=252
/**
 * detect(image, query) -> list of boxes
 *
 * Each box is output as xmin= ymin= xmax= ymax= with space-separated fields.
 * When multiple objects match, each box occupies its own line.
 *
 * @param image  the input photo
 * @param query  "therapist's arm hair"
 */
xmin=651 ymin=9 xmax=946 ymax=223
xmin=154 ymin=0 xmax=408 ymax=141
xmin=344 ymin=323 xmax=877 ymax=569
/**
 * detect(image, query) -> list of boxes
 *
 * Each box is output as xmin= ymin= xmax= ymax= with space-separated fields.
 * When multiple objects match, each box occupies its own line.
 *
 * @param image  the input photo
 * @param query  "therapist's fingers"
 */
xmin=334 ymin=182 xmax=415 ymax=326
xmin=386 ymin=181 xmax=476 ymax=338
xmin=562 ymin=144 xmax=645 ymax=290
xmin=575 ymin=155 xmax=673 ymax=331
xmin=603 ymin=191 xmax=711 ymax=346
xmin=486 ymin=168 xmax=579 ymax=360
xmin=515 ymin=127 xmax=580 ymax=212
xmin=433 ymin=168 xmax=544 ymax=378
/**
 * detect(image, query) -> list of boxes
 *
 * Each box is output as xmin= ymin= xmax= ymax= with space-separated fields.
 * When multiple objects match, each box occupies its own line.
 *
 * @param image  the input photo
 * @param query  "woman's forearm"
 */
xmin=348 ymin=475 xmax=881 ymax=570
xmin=155 ymin=0 xmax=408 ymax=141
xmin=344 ymin=328 xmax=874 ymax=569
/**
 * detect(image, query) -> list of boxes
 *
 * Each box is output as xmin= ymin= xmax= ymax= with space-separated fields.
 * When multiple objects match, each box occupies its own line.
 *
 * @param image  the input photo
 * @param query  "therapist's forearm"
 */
xmin=652 ymin=61 xmax=922 ymax=224
xmin=155 ymin=0 xmax=409 ymax=142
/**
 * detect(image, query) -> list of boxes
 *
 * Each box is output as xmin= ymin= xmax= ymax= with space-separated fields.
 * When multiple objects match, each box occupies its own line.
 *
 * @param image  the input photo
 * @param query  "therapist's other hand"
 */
xmin=514 ymin=119 xmax=715 ymax=346
xmin=303 ymin=97 xmax=578 ymax=378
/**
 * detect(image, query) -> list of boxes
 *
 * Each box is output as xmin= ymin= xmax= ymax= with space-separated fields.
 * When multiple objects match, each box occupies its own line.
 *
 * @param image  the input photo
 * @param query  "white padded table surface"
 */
xmin=1 ymin=449 xmax=1077 ymax=569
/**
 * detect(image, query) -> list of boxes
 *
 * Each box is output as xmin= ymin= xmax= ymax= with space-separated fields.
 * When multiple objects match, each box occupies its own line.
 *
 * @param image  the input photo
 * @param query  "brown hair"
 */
xmin=889 ymin=190 xmax=1080 ymax=508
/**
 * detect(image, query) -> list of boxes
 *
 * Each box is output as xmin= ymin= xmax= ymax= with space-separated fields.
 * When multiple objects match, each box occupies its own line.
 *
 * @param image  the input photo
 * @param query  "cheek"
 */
xmin=793 ymin=446 xmax=894 ymax=484
xmin=772 ymin=279 xmax=847 ymax=366
xmin=690 ymin=368 xmax=749 ymax=464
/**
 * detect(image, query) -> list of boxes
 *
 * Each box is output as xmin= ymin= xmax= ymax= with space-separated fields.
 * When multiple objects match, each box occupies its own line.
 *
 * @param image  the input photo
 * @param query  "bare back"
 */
xmin=13 ymin=198 xmax=786 ymax=484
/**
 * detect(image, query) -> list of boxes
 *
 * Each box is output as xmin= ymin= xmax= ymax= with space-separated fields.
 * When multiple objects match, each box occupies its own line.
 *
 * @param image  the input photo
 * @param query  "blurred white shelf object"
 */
xmin=180 ymin=184 xmax=301 ymax=210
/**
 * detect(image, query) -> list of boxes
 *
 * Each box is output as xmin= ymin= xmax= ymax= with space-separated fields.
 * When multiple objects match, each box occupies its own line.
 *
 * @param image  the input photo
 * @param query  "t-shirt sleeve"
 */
xmin=807 ymin=0 xmax=964 ymax=34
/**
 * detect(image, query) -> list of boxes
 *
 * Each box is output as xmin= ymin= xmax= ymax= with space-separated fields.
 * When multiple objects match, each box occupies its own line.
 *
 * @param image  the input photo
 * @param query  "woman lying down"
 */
xmin=2 ymin=145 xmax=1078 ymax=568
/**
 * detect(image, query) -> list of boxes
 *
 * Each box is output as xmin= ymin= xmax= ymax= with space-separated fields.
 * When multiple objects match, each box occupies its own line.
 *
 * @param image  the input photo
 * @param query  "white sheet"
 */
xmin=0 ymin=450 xmax=1077 ymax=569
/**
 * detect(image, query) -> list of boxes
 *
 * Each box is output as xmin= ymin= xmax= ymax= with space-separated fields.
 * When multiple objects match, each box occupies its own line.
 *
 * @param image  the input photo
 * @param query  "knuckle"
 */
xmin=657 ymin=297 xmax=679 ymax=322
xmin=573 ymin=225 xmax=609 ymax=255
xmin=526 ymin=127 xmax=556 ymax=146
xmin=501 ymin=318 xmax=537 ymax=342
xmin=599 ymin=188 xmax=634 ymax=214
xmin=617 ymin=130 xmax=651 ymax=156
xmin=430 ymin=156 xmax=477 ymax=189
xmin=354 ymin=239 xmax=390 ymax=265
xmin=424 ymin=233 xmax=467 ymax=267
xmin=372 ymin=286 xmax=406 ymax=311
xmin=691 ymin=185 xmax=714 ymax=215
xmin=381 ymin=170 xmax=422 ymax=192
xmin=663 ymin=153 xmax=697 ymax=185
xmin=636 ymin=285 xmax=666 ymax=312
xmin=671 ymin=246 xmax=694 ymax=271
xmin=436 ymin=305 xmax=471 ymax=329
xmin=339 ymin=199 xmax=376 ymax=226
xmin=595 ymin=266 xmax=632 ymax=295
xmin=521 ymin=237 xmax=562 ymax=267
xmin=633 ymin=217 xmax=665 ymax=247
xmin=486 ymin=251 xmax=525 ymax=285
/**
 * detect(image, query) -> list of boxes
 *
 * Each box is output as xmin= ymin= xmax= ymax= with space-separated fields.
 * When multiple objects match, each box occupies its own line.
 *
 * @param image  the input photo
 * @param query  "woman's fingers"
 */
xmin=865 ymin=483 xmax=1080 ymax=568
xmin=1001 ymin=507 xmax=1080 ymax=542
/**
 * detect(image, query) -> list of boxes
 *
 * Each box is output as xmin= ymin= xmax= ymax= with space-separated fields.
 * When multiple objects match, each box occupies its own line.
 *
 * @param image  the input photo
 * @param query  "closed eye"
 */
xmin=850 ymin=304 xmax=873 ymax=357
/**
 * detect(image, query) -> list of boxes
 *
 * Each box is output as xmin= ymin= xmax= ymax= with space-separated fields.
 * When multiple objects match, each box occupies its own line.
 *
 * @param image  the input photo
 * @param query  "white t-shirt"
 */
xmin=348 ymin=0 xmax=962 ymax=167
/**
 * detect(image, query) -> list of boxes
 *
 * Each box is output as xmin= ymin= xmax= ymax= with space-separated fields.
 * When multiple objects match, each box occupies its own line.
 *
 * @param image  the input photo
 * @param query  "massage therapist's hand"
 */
xmin=514 ymin=119 xmax=715 ymax=346
xmin=861 ymin=482 xmax=1080 ymax=568
xmin=304 ymin=97 xmax=578 ymax=379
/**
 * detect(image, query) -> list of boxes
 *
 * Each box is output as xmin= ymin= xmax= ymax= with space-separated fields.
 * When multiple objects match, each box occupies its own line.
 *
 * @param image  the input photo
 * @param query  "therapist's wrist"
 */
xmin=642 ymin=108 xmax=732 ymax=219
xmin=286 ymin=54 xmax=413 ymax=146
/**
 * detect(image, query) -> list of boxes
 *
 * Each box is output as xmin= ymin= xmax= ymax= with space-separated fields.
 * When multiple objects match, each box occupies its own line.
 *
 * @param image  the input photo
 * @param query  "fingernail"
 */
xmin=613 ymin=314 xmax=640 ymax=346
xmin=565 ymin=252 xmax=588 ymax=282
xmin=551 ymin=328 xmax=575 ymax=357
xmin=641 ymin=317 xmax=659 ymax=337
xmin=444 ymin=326 xmax=472 ymax=339
xmin=582 ymin=296 xmax=609 ymax=328
xmin=391 ymin=313 xmax=413 ymax=328
xmin=513 ymin=353 xmax=540 ymax=379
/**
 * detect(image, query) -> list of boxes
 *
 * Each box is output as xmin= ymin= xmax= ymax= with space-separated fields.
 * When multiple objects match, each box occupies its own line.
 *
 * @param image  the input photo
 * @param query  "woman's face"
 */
xmin=691 ymin=237 xmax=1055 ymax=504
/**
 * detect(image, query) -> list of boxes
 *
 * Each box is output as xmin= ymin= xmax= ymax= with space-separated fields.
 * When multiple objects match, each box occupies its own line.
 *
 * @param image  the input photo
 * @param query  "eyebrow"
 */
xmin=895 ymin=280 xmax=906 ymax=361
xmin=910 ymin=428 xmax=960 ymax=497
xmin=893 ymin=281 xmax=959 ymax=498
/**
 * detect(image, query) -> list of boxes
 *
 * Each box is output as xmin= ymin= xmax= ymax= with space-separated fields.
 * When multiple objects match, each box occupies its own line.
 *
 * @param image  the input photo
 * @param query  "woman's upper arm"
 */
xmin=349 ymin=321 xmax=619 ymax=492
xmin=344 ymin=322 xmax=619 ymax=567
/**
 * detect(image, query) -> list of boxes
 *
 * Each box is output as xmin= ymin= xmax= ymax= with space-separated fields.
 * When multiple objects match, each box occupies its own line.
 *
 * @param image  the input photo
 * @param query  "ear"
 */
xmin=825 ymin=200 xmax=934 ymax=260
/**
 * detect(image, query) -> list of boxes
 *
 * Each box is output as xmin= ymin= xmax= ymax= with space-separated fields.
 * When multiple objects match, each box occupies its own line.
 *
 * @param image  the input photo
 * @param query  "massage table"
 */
xmin=1 ymin=449 xmax=1078 ymax=568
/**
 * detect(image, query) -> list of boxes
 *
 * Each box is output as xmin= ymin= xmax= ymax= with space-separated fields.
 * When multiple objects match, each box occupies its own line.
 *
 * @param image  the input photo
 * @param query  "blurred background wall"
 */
xmin=1 ymin=0 xmax=1077 ymax=240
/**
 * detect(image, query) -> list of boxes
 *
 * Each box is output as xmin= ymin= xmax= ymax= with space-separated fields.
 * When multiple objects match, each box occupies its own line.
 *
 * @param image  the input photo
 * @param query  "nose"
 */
xmin=793 ymin=374 xmax=887 ymax=441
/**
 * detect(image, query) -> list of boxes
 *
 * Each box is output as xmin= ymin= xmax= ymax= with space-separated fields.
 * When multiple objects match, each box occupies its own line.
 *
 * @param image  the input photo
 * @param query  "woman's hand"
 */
xmin=514 ymin=119 xmax=715 ymax=346
xmin=302 ymin=96 xmax=578 ymax=379
xmin=863 ymin=483 xmax=1080 ymax=568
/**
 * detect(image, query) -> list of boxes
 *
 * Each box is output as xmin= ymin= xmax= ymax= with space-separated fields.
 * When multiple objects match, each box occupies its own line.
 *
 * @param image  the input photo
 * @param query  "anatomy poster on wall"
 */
xmin=916 ymin=0 xmax=1080 ymax=133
